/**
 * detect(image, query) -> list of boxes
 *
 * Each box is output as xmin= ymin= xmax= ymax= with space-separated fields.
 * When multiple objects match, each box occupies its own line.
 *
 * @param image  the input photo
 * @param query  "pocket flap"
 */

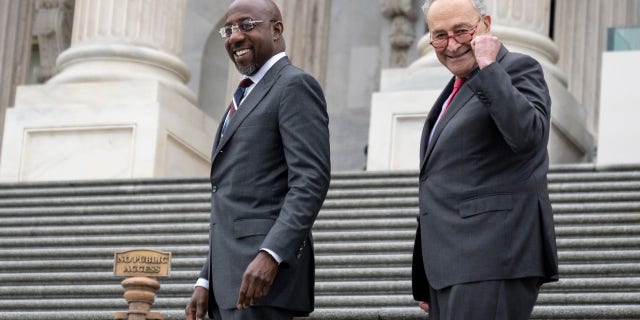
xmin=233 ymin=218 xmax=275 ymax=239
xmin=459 ymin=194 xmax=513 ymax=218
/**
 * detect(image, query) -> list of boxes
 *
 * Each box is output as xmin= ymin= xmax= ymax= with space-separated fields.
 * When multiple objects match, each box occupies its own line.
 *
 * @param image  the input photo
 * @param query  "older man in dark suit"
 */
xmin=185 ymin=0 xmax=330 ymax=319
xmin=412 ymin=0 xmax=559 ymax=319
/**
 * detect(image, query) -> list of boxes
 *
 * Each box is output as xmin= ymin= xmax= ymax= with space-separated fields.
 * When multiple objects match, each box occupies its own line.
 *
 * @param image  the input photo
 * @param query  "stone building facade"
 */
xmin=0 ymin=0 xmax=639 ymax=181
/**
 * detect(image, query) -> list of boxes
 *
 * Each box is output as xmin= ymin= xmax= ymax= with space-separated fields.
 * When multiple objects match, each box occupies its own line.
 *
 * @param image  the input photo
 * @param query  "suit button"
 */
xmin=212 ymin=186 xmax=218 ymax=193
xmin=420 ymin=175 xmax=427 ymax=181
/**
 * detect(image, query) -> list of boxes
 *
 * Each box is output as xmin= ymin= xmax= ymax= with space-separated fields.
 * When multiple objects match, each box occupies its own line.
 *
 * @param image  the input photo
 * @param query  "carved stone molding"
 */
xmin=32 ymin=0 xmax=74 ymax=82
xmin=381 ymin=0 xmax=418 ymax=67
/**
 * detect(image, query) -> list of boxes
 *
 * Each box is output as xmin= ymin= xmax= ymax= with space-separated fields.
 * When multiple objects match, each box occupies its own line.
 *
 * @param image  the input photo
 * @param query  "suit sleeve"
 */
xmin=261 ymin=71 xmax=331 ymax=265
xmin=412 ymin=224 xmax=430 ymax=302
xmin=466 ymin=54 xmax=551 ymax=154
xmin=198 ymin=244 xmax=210 ymax=281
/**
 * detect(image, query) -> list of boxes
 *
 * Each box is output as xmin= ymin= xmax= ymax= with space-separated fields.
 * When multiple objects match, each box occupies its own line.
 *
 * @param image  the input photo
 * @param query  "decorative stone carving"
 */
xmin=32 ymin=0 xmax=74 ymax=82
xmin=380 ymin=0 xmax=417 ymax=67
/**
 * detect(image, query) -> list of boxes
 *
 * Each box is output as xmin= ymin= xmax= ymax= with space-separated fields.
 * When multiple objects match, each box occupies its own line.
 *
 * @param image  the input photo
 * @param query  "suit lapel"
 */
xmin=420 ymin=77 xmax=456 ymax=170
xmin=420 ymin=80 xmax=452 ymax=165
xmin=419 ymin=45 xmax=510 ymax=172
xmin=420 ymin=83 xmax=473 ymax=170
xmin=428 ymin=84 xmax=474 ymax=145
xmin=211 ymin=115 xmax=226 ymax=158
xmin=211 ymin=57 xmax=290 ymax=163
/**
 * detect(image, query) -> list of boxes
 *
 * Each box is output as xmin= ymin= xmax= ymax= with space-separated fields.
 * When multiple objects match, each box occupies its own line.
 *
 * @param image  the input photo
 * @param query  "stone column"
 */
xmin=0 ymin=0 xmax=34 ymax=157
xmin=560 ymin=0 xmax=640 ymax=167
xmin=554 ymin=0 xmax=640 ymax=135
xmin=49 ymin=0 xmax=195 ymax=103
xmin=1 ymin=0 xmax=216 ymax=181
xmin=271 ymin=0 xmax=331 ymax=87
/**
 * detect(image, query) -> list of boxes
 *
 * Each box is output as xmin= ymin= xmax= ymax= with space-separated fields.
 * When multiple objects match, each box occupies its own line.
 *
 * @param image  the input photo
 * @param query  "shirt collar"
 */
xmin=245 ymin=52 xmax=287 ymax=85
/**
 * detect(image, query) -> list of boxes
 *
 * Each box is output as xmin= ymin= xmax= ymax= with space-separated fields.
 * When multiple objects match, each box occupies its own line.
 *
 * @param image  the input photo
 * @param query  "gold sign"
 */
xmin=114 ymin=249 xmax=171 ymax=277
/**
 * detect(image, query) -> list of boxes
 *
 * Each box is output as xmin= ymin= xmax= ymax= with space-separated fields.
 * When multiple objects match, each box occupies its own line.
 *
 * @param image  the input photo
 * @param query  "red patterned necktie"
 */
xmin=429 ymin=76 xmax=466 ymax=143
xmin=439 ymin=76 xmax=466 ymax=120
xmin=228 ymin=78 xmax=254 ymax=119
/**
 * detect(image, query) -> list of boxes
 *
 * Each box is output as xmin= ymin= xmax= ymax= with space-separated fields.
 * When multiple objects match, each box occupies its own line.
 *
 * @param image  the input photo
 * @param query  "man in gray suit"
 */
xmin=185 ymin=0 xmax=330 ymax=319
xmin=412 ymin=0 xmax=559 ymax=319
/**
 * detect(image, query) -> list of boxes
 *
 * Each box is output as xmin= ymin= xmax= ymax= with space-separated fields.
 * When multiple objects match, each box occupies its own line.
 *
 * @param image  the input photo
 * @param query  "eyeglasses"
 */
xmin=219 ymin=19 xmax=273 ymax=39
xmin=429 ymin=17 xmax=483 ymax=49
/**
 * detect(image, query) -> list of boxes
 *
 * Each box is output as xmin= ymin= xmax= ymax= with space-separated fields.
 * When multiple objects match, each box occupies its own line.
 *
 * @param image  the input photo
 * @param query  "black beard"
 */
xmin=238 ymin=63 xmax=259 ymax=76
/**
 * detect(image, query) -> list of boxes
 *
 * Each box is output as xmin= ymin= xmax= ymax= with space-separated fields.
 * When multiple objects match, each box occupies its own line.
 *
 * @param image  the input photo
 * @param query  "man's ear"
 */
xmin=272 ymin=21 xmax=283 ymax=41
xmin=482 ymin=14 xmax=492 ymax=33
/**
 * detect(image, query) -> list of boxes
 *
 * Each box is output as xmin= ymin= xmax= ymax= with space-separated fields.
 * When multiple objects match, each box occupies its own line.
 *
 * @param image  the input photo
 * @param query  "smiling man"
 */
xmin=411 ymin=0 xmax=559 ymax=319
xmin=184 ymin=1 xmax=330 ymax=319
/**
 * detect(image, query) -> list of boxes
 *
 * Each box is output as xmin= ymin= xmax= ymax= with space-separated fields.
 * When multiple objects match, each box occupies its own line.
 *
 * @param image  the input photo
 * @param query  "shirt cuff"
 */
xmin=195 ymin=278 xmax=209 ymax=290
xmin=260 ymin=248 xmax=283 ymax=265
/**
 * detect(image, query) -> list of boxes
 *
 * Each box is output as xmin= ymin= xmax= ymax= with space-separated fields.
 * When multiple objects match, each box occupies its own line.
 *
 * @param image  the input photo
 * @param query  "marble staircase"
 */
xmin=0 ymin=164 xmax=639 ymax=319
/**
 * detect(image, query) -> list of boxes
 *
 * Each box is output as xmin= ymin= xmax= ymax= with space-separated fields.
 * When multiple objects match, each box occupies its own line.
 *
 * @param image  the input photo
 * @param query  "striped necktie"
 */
xmin=228 ymin=78 xmax=254 ymax=119
xmin=221 ymin=78 xmax=253 ymax=135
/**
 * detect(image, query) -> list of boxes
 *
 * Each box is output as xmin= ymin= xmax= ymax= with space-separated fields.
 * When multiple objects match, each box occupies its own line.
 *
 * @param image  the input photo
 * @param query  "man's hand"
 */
xmin=236 ymin=251 xmax=279 ymax=309
xmin=418 ymin=301 xmax=430 ymax=313
xmin=471 ymin=35 xmax=500 ymax=70
xmin=185 ymin=286 xmax=208 ymax=320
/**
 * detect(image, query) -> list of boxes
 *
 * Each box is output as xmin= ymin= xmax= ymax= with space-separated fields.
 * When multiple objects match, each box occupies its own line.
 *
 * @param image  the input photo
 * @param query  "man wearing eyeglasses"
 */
xmin=185 ymin=0 xmax=330 ymax=319
xmin=411 ymin=0 xmax=559 ymax=319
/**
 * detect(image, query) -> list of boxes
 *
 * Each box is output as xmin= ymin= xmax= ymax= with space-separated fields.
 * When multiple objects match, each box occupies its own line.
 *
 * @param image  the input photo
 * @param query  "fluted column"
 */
xmin=0 ymin=0 xmax=34 ymax=153
xmin=49 ymin=0 xmax=195 ymax=103
xmin=487 ymin=0 xmax=550 ymax=36
xmin=554 ymin=0 xmax=640 ymax=134
xmin=271 ymin=0 xmax=331 ymax=87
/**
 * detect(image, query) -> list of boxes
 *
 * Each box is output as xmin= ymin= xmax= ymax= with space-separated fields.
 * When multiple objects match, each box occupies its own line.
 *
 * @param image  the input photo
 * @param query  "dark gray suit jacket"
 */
xmin=412 ymin=45 xmax=559 ymax=301
xmin=200 ymin=57 xmax=330 ymax=316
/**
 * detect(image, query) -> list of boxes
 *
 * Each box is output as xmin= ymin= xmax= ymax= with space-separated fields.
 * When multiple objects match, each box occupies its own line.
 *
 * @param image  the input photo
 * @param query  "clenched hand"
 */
xmin=471 ymin=35 xmax=500 ymax=70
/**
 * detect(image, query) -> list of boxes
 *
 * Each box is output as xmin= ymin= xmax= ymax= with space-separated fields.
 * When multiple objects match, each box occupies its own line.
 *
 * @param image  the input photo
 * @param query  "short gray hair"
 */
xmin=422 ymin=0 xmax=489 ymax=16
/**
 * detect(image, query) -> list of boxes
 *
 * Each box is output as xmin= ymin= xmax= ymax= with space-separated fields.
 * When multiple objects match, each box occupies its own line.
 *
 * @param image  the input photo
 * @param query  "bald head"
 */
xmin=227 ymin=0 xmax=285 ymax=50
xmin=422 ymin=0 xmax=489 ymax=16
xmin=224 ymin=0 xmax=286 ymax=75
xmin=228 ymin=0 xmax=283 ymax=24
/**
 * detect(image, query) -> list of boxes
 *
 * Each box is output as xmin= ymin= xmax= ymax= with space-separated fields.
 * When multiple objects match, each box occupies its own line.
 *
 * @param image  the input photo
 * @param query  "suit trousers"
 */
xmin=428 ymin=277 xmax=541 ymax=320
xmin=209 ymin=306 xmax=293 ymax=320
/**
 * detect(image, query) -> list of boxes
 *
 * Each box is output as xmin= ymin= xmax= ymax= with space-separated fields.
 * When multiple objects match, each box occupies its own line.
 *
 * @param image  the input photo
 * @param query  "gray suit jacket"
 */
xmin=412 ymin=45 xmax=559 ymax=301
xmin=200 ymin=57 xmax=330 ymax=315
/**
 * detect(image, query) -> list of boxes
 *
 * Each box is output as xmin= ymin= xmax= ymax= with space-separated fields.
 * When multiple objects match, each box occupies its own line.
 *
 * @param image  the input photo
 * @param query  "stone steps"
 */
xmin=0 ymin=164 xmax=639 ymax=319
